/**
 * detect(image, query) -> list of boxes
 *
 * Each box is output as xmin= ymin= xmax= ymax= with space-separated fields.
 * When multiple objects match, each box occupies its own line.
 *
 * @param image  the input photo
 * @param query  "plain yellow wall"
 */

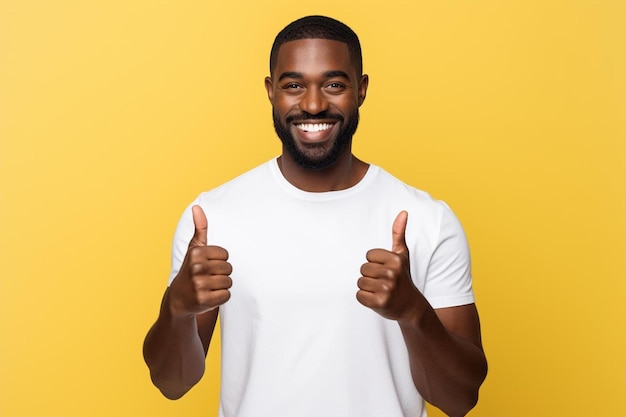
xmin=1 ymin=1 xmax=624 ymax=416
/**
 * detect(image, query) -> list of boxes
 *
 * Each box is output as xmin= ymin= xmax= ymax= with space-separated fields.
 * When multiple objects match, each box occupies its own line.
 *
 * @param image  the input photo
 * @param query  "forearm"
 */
xmin=399 ymin=303 xmax=487 ymax=417
xmin=143 ymin=292 xmax=213 ymax=399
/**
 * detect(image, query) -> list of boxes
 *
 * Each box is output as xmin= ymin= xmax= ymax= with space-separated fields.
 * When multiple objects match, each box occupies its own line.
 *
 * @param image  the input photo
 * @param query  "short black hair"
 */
xmin=269 ymin=15 xmax=363 ymax=76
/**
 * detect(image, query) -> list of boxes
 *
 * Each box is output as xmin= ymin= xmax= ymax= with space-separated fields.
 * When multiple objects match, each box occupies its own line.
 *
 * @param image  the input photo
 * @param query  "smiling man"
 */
xmin=144 ymin=16 xmax=487 ymax=417
xmin=269 ymin=37 xmax=365 ymax=174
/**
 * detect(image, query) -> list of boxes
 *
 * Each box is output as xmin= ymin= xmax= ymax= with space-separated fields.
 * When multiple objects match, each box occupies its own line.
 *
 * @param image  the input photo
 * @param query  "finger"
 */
xmin=190 ymin=259 xmax=232 ymax=276
xmin=391 ymin=210 xmax=409 ymax=255
xmin=191 ymin=275 xmax=233 ymax=291
xmin=360 ymin=262 xmax=393 ymax=280
xmin=190 ymin=205 xmax=208 ymax=247
xmin=356 ymin=289 xmax=380 ymax=309
xmin=189 ymin=245 xmax=230 ymax=263
xmin=365 ymin=248 xmax=393 ymax=263
xmin=357 ymin=276 xmax=386 ymax=292
xmin=198 ymin=289 xmax=231 ymax=308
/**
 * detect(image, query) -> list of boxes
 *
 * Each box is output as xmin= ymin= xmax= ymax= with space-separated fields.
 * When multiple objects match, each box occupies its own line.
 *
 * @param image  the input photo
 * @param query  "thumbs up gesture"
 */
xmin=168 ymin=205 xmax=233 ymax=317
xmin=357 ymin=211 xmax=421 ymax=322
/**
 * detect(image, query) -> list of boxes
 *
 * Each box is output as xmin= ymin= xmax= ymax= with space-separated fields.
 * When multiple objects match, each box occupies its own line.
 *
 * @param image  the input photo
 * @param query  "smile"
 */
xmin=295 ymin=123 xmax=334 ymax=132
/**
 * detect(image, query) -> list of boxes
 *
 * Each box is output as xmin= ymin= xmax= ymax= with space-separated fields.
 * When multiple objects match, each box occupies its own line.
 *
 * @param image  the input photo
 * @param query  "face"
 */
xmin=265 ymin=39 xmax=368 ymax=170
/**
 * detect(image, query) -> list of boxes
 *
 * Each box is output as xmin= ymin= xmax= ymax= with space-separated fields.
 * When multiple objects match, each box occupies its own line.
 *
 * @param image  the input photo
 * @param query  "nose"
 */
xmin=299 ymin=87 xmax=328 ymax=115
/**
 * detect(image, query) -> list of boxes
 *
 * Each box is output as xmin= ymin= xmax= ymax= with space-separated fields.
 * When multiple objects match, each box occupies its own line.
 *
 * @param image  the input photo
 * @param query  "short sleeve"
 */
xmin=167 ymin=201 xmax=197 ymax=286
xmin=422 ymin=202 xmax=475 ymax=309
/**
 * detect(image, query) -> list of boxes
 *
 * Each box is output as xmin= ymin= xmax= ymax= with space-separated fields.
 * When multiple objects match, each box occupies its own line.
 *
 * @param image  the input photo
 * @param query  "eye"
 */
xmin=325 ymin=82 xmax=346 ymax=92
xmin=280 ymin=83 xmax=305 ymax=95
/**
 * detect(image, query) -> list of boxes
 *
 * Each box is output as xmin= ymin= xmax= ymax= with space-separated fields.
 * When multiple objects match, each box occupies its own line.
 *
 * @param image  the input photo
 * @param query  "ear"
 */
xmin=357 ymin=74 xmax=369 ymax=107
xmin=265 ymin=76 xmax=274 ymax=104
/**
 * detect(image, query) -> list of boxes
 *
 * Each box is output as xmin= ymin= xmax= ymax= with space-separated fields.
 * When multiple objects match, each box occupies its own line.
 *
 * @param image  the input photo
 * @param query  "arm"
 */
xmin=143 ymin=205 xmax=232 ymax=399
xmin=143 ymin=295 xmax=218 ymax=399
xmin=398 ymin=303 xmax=487 ymax=417
xmin=357 ymin=211 xmax=487 ymax=417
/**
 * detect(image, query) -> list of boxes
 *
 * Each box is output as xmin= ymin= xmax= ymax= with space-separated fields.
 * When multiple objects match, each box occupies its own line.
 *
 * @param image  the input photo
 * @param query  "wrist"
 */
xmin=163 ymin=291 xmax=195 ymax=321
xmin=397 ymin=291 xmax=430 ymax=328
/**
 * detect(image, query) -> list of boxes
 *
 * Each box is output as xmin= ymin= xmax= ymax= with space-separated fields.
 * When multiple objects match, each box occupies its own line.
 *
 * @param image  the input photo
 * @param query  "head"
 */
xmin=266 ymin=16 xmax=368 ymax=170
xmin=269 ymin=15 xmax=363 ymax=78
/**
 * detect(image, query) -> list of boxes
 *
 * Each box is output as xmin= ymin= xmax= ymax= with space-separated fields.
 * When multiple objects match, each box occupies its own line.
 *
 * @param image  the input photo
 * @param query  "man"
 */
xmin=144 ymin=15 xmax=487 ymax=417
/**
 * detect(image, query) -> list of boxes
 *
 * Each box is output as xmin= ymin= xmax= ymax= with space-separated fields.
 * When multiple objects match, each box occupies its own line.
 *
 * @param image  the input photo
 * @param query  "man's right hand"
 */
xmin=168 ymin=205 xmax=232 ymax=316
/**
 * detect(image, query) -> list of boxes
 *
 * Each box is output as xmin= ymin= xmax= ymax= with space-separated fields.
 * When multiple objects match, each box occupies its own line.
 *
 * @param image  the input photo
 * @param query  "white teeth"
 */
xmin=296 ymin=123 xmax=332 ymax=132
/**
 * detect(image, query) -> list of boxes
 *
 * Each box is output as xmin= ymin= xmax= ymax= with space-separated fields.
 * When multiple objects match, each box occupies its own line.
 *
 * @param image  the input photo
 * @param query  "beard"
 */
xmin=272 ymin=109 xmax=360 ymax=170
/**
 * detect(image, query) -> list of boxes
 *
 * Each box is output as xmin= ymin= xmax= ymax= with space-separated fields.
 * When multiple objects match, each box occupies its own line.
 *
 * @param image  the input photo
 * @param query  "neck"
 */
xmin=277 ymin=149 xmax=369 ymax=192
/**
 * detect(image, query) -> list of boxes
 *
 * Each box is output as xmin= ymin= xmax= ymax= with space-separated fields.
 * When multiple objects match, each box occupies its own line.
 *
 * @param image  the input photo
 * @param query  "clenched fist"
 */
xmin=168 ymin=205 xmax=233 ymax=316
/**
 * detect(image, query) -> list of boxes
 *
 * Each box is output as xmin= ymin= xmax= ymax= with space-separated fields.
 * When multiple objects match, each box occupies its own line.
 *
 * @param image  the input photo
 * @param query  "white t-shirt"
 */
xmin=169 ymin=158 xmax=474 ymax=417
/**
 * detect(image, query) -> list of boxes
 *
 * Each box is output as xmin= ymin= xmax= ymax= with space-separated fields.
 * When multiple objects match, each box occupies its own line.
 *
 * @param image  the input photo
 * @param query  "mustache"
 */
xmin=285 ymin=111 xmax=344 ymax=124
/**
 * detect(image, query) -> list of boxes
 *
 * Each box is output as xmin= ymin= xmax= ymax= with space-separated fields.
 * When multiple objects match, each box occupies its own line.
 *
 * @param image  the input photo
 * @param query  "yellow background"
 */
xmin=1 ymin=0 xmax=624 ymax=416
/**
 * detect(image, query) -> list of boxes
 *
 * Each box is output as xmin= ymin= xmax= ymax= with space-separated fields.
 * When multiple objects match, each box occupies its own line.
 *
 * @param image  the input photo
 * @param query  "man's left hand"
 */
xmin=357 ymin=211 xmax=423 ymax=322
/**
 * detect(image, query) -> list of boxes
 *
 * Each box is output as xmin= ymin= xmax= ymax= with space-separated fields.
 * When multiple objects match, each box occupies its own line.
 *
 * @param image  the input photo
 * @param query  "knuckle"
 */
xmin=190 ymin=274 xmax=204 ymax=289
xmin=388 ymin=255 xmax=403 ymax=269
xmin=382 ymin=268 xmax=396 ymax=280
xmin=188 ymin=245 xmax=203 ymax=259
xmin=380 ymin=281 xmax=396 ymax=297
xmin=374 ymin=293 xmax=389 ymax=309
xmin=189 ymin=262 xmax=205 ymax=276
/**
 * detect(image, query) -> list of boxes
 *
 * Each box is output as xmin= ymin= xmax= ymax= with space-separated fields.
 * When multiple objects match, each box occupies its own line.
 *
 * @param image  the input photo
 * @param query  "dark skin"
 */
xmin=144 ymin=38 xmax=487 ymax=415
xmin=143 ymin=205 xmax=227 ymax=400
xmin=358 ymin=209 xmax=487 ymax=416
xmin=265 ymin=39 xmax=369 ymax=191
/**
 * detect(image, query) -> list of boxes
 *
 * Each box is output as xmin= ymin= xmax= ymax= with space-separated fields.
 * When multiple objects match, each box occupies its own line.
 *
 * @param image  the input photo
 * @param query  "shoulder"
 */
xmin=196 ymin=159 xmax=276 ymax=204
xmin=368 ymin=166 xmax=467 ymax=247
xmin=371 ymin=165 xmax=450 ymax=217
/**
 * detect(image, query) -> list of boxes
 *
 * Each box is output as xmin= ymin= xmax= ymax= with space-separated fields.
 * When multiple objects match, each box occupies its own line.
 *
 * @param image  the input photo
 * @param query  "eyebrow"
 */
xmin=277 ymin=70 xmax=351 ymax=82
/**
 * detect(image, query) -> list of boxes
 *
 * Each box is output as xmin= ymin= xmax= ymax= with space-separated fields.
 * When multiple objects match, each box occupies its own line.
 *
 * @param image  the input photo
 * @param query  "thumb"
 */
xmin=190 ymin=205 xmax=208 ymax=247
xmin=391 ymin=211 xmax=409 ymax=255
